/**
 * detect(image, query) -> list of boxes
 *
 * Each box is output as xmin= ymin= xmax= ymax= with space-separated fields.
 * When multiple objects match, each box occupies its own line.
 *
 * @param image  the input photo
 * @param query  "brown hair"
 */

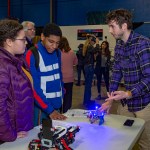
xmin=58 ymin=36 xmax=71 ymax=52
xmin=106 ymin=9 xmax=133 ymax=30
xmin=101 ymin=41 xmax=111 ymax=57
xmin=0 ymin=19 xmax=23 ymax=47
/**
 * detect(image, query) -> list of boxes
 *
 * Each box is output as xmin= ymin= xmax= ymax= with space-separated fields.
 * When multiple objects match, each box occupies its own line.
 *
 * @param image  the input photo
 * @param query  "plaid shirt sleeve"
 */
xmin=109 ymin=51 xmax=123 ymax=92
xmin=131 ymin=38 xmax=150 ymax=97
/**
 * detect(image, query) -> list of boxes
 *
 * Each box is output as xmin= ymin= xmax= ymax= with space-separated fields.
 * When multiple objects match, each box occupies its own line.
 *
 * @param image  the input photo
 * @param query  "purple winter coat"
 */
xmin=0 ymin=47 xmax=34 ymax=142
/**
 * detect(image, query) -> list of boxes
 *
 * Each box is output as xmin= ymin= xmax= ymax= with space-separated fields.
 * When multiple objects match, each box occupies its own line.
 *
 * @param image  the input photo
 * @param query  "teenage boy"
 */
xmin=26 ymin=23 xmax=67 ymax=126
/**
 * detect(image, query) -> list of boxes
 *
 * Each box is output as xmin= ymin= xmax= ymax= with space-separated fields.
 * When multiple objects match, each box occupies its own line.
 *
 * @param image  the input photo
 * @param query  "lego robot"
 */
xmin=28 ymin=119 xmax=80 ymax=150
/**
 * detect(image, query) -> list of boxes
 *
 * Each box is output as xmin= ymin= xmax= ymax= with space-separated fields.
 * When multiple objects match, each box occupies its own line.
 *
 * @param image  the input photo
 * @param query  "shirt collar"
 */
xmin=126 ymin=30 xmax=134 ymax=45
xmin=117 ymin=30 xmax=134 ymax=46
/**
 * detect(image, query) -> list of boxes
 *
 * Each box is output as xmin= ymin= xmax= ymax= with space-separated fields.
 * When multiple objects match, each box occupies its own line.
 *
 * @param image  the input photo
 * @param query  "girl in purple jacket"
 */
xmin=0 ymin=19 xmax=34 ymax=142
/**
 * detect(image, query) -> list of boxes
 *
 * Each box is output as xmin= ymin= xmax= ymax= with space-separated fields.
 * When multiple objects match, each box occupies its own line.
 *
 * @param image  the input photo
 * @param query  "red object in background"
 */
xmin=8 ymin=0 xmax=10 ymax=17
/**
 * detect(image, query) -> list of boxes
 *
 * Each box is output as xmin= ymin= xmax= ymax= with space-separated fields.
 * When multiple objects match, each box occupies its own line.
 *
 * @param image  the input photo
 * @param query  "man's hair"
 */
xmin=43 ymin=23 xmax=62 ymax=37
xmin=21 ymin=21 xmax=35 ymax=31
xmin=106 ymin=9 xmax=133 ymax=30
xmin=0 ymin=19 xmax=23 ymax=47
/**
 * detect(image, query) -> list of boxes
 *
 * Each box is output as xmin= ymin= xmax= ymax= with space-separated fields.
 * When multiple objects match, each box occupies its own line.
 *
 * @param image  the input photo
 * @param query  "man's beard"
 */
xmin=114 ymin=32 xmax=124 ymax=40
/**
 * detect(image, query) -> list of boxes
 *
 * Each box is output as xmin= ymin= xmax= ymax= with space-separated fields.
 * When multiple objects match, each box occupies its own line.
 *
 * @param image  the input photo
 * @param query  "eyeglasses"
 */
xmin=27 ymin=28 xmax=35 ymax=31
xmin=15 ymin=38 xmax=27 ymax=43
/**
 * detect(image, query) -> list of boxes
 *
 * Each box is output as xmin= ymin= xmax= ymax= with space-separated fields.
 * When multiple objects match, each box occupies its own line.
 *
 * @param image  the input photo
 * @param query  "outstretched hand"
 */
xmin=99 ymin=92 xmax=114 ymax=114
xmin=106 ymin=91 xmax=129 ymax=101
xmin=99 ymin=101 xmax=113 ymax=114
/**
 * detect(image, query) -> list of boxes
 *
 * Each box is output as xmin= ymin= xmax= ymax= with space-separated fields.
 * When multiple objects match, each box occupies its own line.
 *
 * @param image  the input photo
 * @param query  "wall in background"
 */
xmin=0 ymin=0 xmax=149 ymax=37
xmin=60 ymin=25 xmax=116 ymax=53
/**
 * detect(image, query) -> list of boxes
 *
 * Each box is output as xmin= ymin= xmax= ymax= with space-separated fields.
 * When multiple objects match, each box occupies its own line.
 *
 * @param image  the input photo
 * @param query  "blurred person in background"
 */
xmin=94 ymin=41 xmax=111 ymax=100
xmin=59 ymin=36 xmax=78 ymax=113
xmin=76 ymin=43 xmax=85 ymax=86
xmin=83 ymin=34 xmax=99 ymax=108
xmin=21 ymin=21 xmax=35 ymax=51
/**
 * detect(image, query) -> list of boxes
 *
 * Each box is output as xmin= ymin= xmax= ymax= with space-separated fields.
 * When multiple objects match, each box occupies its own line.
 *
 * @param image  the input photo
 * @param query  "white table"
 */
xmin=0 ymin=109 xmax=145 ymax=150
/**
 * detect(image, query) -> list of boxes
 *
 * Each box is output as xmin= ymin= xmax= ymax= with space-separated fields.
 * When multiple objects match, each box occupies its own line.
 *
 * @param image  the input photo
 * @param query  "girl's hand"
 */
xmin=17 ymin=131 xmax=28 ymax=138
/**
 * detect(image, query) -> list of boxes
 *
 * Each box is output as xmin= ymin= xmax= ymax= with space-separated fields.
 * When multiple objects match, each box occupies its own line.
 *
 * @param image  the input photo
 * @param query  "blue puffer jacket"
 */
xmin=0 ymin=47 xmax=34 ymax=142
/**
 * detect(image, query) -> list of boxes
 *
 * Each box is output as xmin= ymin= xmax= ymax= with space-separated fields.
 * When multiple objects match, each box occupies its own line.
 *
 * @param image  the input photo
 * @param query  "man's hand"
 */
xmin=49 ymin=110 xmax=67 ymax=120
xmin=17 ymin=131 xmax=28 ymax=139
xmin=99 ymin=100 xmax=113 ymax=114
xmin=99 ymin=92 xmax=114 ymax=114
xmin=106 ymin=91 xmax=131 ymax=101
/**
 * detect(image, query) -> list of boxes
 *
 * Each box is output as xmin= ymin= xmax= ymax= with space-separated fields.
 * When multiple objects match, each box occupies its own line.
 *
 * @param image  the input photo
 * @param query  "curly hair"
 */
xmin=43 ymin=23 xmax=62 ymax=38
xmin=0 ymin=19 xmax=23 ymax=47
xmin=58 ymin=36 xmax=71 ymax=52
xmin=106 ymin=9 xmax=133 ymax=30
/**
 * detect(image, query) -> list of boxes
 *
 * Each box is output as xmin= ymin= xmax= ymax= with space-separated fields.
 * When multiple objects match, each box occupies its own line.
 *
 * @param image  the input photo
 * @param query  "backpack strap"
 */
xmin=29 ymin=47 xmax=59 ymax=70
xmin=30 ymin=46 xmax=39 ymax=69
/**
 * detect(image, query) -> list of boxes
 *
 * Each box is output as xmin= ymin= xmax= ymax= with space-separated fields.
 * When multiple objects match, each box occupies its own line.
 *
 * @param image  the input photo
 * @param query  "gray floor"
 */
xmin=71 ymin=81 xmax=120 ymax=114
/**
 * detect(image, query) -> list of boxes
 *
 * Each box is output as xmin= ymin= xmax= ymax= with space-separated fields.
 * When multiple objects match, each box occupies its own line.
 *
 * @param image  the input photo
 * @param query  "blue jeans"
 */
xmin=77 ymin=65 xmax=85 ymax=84
xmin=34 ymin=104 xmax=49 ymax=126
xmin=95 ymin=67 xmax=109 ymax=94
xmin=83 ymin=65 xmax=94 ymax=105
xmin=34 ymin=104 xmax=61 ymax=126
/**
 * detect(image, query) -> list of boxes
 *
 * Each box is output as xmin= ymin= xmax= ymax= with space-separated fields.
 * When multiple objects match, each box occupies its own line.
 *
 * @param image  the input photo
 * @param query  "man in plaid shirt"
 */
xmin=100 ymin=9 xmax=150 ymax=150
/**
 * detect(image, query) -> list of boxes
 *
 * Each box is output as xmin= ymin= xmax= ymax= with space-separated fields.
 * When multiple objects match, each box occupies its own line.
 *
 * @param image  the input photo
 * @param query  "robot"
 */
xmin=28 ymin=119 xmax=80 ymax=150
xmin=86 ymin=106 xmax=105 ymax=125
